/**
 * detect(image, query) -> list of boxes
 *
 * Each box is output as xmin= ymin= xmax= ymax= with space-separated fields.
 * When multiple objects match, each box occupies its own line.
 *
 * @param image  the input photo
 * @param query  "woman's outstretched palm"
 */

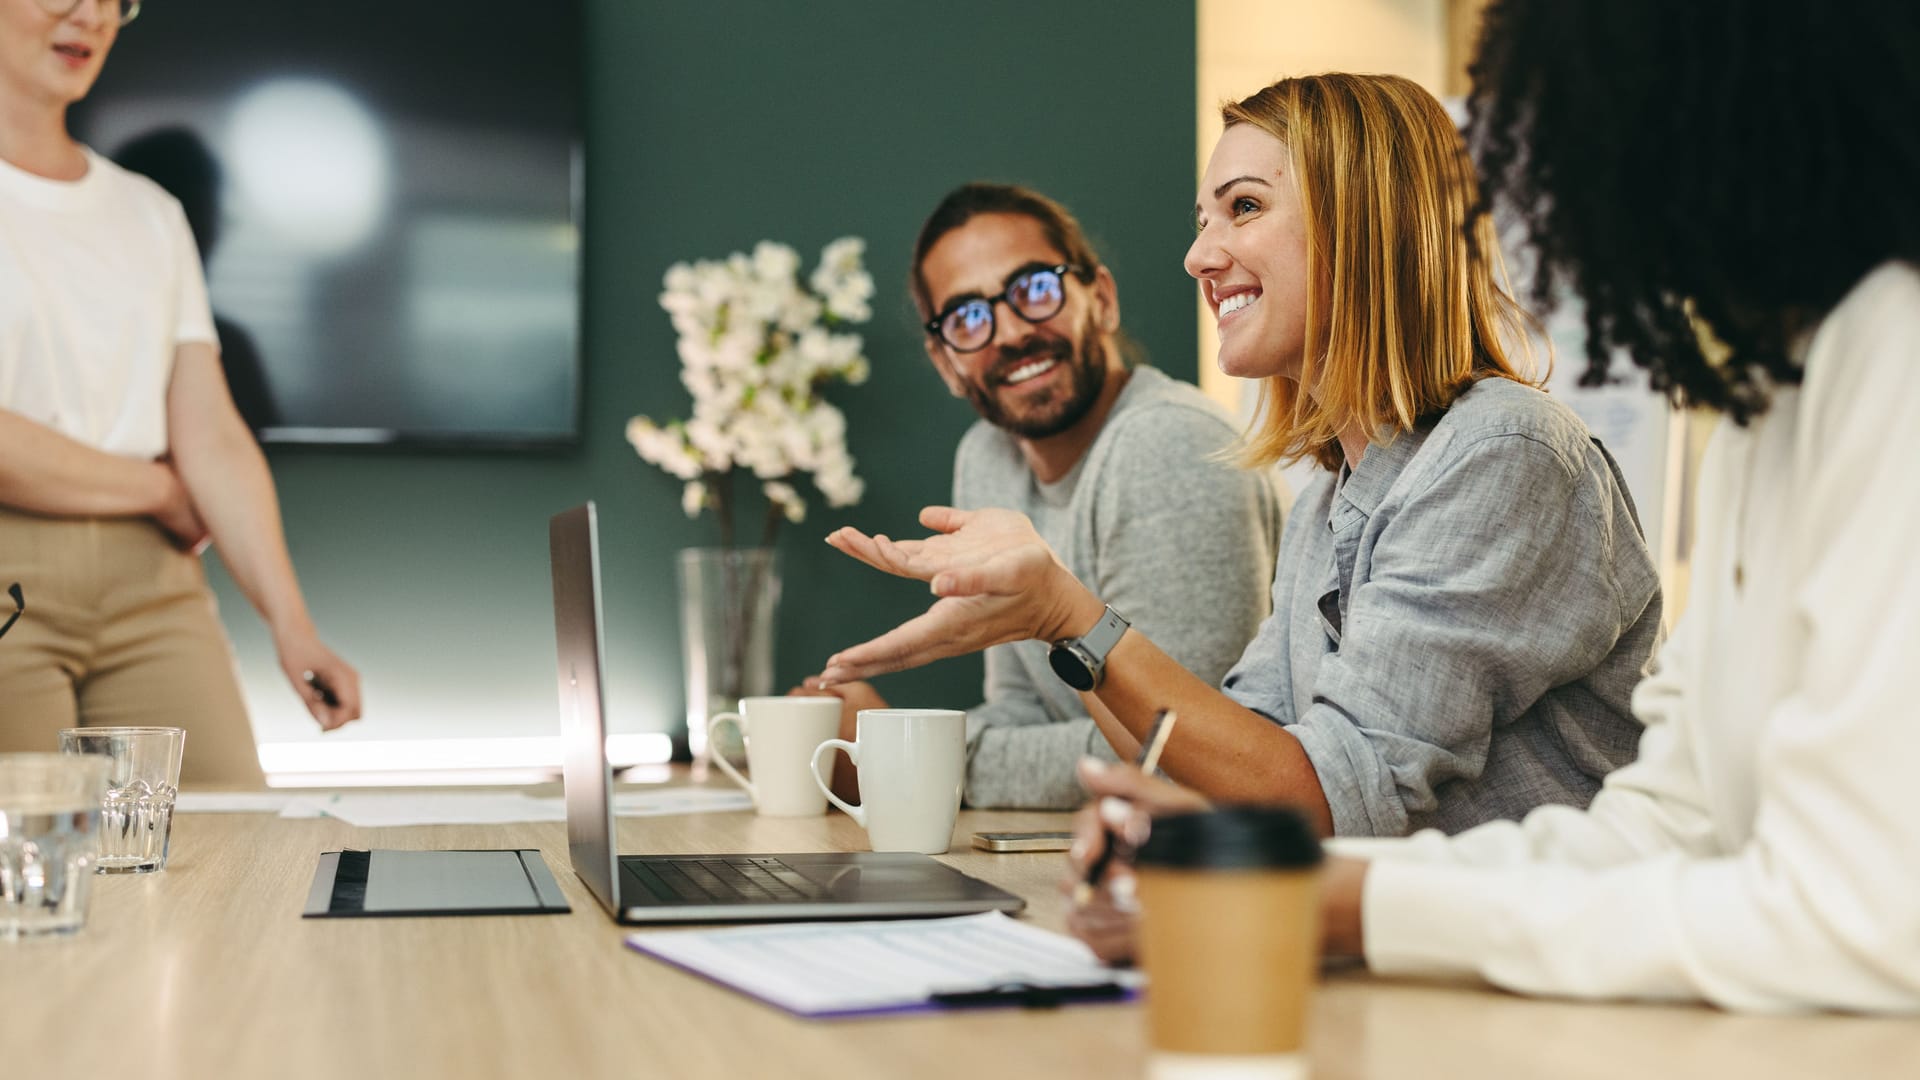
xmin=816 ymin=506 xmax=1091 ymax=684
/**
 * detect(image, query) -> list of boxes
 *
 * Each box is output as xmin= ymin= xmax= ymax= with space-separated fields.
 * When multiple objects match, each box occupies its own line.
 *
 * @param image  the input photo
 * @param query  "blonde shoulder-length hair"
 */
xmin=1225 ymin=73 xmax=1539 ymax=471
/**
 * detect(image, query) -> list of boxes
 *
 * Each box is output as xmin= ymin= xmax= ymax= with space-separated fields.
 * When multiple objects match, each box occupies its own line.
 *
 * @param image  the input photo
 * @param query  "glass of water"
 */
xmin=0 ymin=752 xmax=110 ymax=939
xmin=59 ymin=727 xmax=186 ymax=874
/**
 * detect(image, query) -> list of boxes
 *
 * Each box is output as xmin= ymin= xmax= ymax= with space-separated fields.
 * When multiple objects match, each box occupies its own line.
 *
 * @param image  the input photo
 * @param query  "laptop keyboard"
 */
xmin=624 ymin=856 xmax=826 ymax=905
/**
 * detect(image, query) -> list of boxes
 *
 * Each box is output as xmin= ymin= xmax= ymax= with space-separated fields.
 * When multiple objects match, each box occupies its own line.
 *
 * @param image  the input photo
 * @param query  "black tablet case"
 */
xmin=303 ymin=849 xmax=572 ymax=917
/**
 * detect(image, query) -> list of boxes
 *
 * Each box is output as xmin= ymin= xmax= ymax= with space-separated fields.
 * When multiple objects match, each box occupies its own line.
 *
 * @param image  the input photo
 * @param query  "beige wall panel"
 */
xmin=1193 ymin=1 xmax=1447 ymax=416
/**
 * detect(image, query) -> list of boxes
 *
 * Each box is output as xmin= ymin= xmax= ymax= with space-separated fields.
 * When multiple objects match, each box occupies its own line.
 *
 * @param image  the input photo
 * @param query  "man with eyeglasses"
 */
xmin=1 ymin=0 xmax=361 ymax=782
xmin=806 ymin=183 xmax=1282 ymax=809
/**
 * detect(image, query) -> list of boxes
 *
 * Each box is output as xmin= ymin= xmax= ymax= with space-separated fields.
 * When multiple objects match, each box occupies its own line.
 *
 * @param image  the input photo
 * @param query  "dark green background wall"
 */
xmin=213 ymin=1 xmax=1200 ymax=748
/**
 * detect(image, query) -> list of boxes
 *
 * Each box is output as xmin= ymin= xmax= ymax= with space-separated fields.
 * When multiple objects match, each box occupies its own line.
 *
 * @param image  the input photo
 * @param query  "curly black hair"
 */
xmin=1465 ymin=0 xmax=1920 ymax=421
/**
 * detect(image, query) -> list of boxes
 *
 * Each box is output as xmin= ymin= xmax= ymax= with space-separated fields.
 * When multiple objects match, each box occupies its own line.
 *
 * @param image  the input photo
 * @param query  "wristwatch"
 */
xmin=1047 ymin=606 xmax=1131 ymax=692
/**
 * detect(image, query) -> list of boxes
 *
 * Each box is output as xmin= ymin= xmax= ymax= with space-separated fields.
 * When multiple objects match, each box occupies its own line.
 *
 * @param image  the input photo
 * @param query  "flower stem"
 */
xmin=760 ymin=502 xmax=781 ymax=548
xmin=713 ymin=470 xmax=735 ymax=550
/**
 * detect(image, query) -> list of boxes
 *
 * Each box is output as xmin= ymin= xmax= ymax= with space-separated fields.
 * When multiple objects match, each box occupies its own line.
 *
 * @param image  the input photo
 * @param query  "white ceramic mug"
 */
xmin=809 ymin=708 xmax=965 ymax=854
xmin=706 ymin=696 xmax=845 ymax=817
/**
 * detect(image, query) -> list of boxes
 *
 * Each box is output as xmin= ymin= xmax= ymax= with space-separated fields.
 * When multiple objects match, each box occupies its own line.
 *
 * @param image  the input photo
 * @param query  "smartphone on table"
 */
xmin=972 ymin=831 xmax=1075 ymax=853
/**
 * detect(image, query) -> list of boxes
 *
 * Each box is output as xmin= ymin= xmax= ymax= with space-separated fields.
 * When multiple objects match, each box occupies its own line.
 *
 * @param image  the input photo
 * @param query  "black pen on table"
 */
xmin=1074 ymin=708 xmax=1177 ymax=907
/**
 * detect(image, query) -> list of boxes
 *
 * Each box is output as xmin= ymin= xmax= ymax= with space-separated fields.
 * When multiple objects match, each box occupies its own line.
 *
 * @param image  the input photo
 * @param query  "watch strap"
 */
xmin=1078 ymin=606 xmax=1130 ymax=663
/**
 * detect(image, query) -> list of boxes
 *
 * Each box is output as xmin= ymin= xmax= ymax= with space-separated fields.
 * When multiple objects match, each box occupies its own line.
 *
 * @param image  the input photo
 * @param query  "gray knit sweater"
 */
xmin=952 ymin=366 xmax=1284 ymax=808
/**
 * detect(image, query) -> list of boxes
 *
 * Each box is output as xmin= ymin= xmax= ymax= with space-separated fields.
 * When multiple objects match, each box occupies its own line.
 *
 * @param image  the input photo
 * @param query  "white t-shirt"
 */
xmin=0 ymin=146 xmax=217 ymax=460
xmin=1335 ymin=261 xmax=1920 ymax=1013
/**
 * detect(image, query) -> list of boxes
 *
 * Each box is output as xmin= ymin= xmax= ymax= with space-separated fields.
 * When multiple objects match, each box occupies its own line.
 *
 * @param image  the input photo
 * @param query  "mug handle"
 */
xmin=810 ymin=738 xmax=865 ymax=827
xmin=705 ymin=712 xmax=754 ymax=800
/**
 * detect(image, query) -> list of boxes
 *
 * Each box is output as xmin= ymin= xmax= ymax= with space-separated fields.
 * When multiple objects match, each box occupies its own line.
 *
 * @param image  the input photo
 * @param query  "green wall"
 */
xmin=213 ymin=1 xmax=1201 ymax=749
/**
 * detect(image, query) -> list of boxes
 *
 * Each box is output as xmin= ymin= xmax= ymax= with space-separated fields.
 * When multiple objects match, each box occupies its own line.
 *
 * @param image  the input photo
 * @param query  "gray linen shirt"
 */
xmin=1222 ymin=377 xmax=1661 ymax=837
xmin=954 ymin=366 xmax=1284 ymax=809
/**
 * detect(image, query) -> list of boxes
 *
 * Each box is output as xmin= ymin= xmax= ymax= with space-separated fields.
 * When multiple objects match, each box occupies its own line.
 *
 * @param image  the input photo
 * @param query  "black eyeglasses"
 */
xmin=34 ymin=0 xmax=140 ymax=27
xmin=926 ymin=263 xmax=1084 ymax=354
xmin=0 ymin=584 xmax=21 ymax=643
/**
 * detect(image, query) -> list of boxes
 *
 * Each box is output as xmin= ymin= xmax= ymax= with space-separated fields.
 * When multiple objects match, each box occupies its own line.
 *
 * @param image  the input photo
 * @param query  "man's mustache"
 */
xmin=985 ymin=335 xmax=1073 ymax=386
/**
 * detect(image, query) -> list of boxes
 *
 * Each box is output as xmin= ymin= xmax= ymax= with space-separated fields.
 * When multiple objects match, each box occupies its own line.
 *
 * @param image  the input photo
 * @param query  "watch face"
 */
xmin=1048 ymin=643 xmax=1097 ymax=692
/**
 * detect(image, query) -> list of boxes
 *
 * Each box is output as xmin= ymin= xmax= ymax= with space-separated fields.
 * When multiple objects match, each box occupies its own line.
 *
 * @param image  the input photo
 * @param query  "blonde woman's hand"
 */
xmin=816 ymin=506 xmax=1100 ymax=685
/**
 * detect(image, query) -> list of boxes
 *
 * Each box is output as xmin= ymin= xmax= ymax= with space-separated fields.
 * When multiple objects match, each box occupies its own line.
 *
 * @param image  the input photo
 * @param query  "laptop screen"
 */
xmin=549 ymin=502 xmax=621 ymax=915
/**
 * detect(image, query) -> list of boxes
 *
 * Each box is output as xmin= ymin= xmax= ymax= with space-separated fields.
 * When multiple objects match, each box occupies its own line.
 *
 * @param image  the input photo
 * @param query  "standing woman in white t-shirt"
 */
xmin=0 ymin=0 xmax=362 ymax=784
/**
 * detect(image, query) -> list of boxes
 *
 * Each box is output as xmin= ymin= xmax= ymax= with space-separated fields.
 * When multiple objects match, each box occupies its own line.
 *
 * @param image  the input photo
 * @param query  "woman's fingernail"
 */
xmin=1099 ymin=797 xmax=1131 ymax=830
xmin=1110 ymin=874 xmax=1139 ymax=913
xmin=1078 ymin=757 xmax=1108 ymax=777
xmin=1069 ymin=837 xmax=1090 ymax=862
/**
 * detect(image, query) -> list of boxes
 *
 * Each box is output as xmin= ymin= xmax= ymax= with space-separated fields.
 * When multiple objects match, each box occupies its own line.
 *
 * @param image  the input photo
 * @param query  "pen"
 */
xmin=929 ymin=981 xmax=1129 ymax=1009
xmin=1074 ymin=708 xmax=1177 ymax=907
xmin=304 ymin=670 xmax=341 ymax=709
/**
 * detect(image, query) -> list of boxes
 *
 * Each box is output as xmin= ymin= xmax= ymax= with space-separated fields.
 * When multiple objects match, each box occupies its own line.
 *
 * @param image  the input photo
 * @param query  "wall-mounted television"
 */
xmin=71 ymin=2 xmax=583 ymax=448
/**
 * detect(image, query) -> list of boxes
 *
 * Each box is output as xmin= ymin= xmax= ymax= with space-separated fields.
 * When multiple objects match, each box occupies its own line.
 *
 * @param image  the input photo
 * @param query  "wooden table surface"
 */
xmin=4 ymin=775 xmax=1914 ymax=1080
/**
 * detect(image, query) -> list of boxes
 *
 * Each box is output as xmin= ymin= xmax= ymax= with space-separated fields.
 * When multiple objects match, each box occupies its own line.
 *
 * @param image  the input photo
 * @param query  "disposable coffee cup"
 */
xmin=1134 ymin=807 xmax=1324 ymax=1080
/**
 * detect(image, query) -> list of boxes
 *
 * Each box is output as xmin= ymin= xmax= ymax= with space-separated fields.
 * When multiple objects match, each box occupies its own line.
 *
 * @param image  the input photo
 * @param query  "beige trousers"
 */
xmin=0 ymin=509 xmax=265 ymax=787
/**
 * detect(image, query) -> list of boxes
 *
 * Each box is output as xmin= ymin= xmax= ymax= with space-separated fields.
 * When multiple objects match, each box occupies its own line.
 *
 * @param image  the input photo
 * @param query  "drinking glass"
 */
xmin=0 ymin=752 xmax=110 ymax=939
xmin=59 ymin=726 xmax=185 ymax=873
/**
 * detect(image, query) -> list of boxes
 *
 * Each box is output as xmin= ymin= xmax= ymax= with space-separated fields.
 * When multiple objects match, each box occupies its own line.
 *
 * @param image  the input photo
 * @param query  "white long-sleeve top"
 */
xmin=1334 ymin=261 xmax=1920 ymax=1012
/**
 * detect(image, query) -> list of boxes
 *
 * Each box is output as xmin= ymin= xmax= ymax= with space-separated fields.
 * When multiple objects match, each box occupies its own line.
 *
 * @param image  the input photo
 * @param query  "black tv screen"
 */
xmin=71 ymin=2 xmax=583 ymax=447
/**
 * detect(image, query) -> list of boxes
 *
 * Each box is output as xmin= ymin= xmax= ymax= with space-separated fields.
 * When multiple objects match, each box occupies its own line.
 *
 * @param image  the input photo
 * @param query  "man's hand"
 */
xmin=1061 ymin=759 xmax=1209 ymax=964
xmin=817 ymin=506 xmax=1100 ymax=685
xmin=788 ymin=679 xmax=886 ymax=802
xmin=275 ymin=629 xmax=363 ymax=732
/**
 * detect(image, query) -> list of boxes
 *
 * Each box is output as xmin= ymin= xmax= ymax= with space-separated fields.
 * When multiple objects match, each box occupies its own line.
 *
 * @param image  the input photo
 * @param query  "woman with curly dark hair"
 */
xmin=1067 ymin=0 xmax=1920 ymax=1012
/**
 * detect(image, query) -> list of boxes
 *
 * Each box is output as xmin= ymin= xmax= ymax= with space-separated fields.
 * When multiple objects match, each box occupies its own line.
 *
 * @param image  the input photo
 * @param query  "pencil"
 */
xmin=1073 ymin=709 xmax=1177 ymax=906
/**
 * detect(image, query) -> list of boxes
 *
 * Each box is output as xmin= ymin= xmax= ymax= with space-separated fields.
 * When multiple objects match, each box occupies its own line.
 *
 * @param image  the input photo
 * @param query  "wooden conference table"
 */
xmin=4 ymin=772 xmax=1914 ymax=1080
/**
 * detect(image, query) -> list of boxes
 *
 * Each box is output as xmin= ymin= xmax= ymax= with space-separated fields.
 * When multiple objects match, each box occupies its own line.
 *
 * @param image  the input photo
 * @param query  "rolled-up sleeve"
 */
xmin=1290 ymin=434 xmax=1646 ymax=837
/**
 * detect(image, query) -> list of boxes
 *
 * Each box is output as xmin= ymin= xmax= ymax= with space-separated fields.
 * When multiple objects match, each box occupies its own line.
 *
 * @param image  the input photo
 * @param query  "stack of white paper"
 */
xmin=172 ymin=787 xmax=752 ymax=826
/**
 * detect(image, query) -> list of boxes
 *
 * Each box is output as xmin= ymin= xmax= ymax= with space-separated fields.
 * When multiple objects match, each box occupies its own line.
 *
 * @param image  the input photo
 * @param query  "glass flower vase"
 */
xmin=677 ymin=547 xmax=781 ymax=766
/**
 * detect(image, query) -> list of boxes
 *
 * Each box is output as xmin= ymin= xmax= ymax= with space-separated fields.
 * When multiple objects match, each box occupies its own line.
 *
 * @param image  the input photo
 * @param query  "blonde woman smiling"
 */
xmin=813 ymin=73 xmax=1659 ymax=840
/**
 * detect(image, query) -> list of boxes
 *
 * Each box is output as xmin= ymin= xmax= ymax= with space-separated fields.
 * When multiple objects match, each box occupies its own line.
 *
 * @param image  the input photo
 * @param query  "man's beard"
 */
xmin=964 ymin=331 xmax=1111 ymax=440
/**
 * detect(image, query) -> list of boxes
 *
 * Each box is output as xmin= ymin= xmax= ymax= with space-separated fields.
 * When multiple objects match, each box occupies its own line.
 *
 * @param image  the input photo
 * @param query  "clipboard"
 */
xmin=302 ymin=849 xmax=572 ymax=918
xmin=625 ymin=912 xmax=1140 ymax=1019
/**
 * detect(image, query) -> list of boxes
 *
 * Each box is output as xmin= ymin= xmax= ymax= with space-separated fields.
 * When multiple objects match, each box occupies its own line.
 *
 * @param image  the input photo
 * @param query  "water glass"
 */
xmin=0 ymin=752 xmax=110 ymax=940
xmin=59 ymin=726 xmax=185 ymax=874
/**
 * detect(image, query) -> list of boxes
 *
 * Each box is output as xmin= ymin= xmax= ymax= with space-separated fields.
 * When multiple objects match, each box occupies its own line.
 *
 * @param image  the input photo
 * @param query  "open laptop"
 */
xmin=550 ymin=502 xmax=1025 ymax=923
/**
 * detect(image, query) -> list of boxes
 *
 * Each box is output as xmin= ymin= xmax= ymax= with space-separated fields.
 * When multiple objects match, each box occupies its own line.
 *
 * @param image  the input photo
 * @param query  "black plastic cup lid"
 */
xmin=1134 ymin=806 xmax=1323 ymax=871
